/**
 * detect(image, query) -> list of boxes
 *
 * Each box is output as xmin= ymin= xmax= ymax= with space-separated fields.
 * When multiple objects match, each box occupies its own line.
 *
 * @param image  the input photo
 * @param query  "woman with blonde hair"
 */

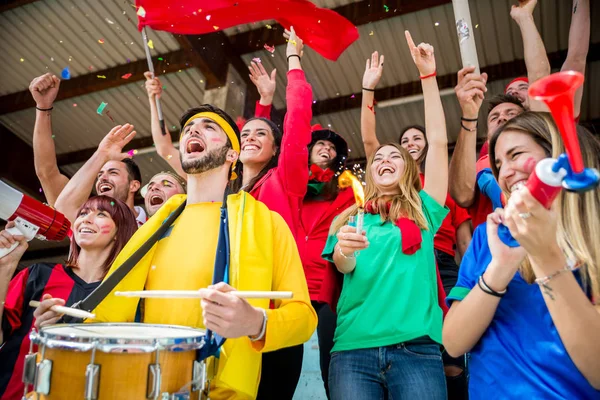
xmin=322 ymin=31 xmax=449 ymax=399
xmin=443 ymin=111 xmax=600 ymax=398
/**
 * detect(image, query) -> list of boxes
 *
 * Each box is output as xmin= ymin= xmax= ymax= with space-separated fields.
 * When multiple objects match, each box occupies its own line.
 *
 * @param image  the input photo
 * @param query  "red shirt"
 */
xmin=469 ymin=155 xmax=494 ymax=229
xmin=248 ymin=69 xmax=313 ymax=239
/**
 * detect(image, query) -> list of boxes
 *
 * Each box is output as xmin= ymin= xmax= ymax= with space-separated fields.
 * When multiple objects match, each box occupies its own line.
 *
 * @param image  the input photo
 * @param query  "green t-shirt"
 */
xmin=322 ymin=191 xmax=449 ymax=352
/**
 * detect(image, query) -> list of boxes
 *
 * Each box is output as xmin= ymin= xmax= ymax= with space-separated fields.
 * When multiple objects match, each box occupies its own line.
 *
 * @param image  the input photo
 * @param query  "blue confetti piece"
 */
xmin=61 ymin=66 xmax=71 ymax=80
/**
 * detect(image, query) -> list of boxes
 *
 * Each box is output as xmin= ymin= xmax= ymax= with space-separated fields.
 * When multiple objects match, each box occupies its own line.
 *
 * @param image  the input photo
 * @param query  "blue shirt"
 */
xmin=447 ymin=224 xmax=600 ymax=399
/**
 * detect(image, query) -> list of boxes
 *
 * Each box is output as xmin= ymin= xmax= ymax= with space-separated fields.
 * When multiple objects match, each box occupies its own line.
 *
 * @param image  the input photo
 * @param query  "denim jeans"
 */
xmin=329 ymin=342 xmax=447 ymax=400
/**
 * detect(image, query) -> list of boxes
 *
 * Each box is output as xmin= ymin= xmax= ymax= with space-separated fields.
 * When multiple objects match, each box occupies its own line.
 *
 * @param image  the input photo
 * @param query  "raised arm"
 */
xmin=249 ymin=61 xmax=276 ymax=119
xmin=405 ymin=31 xmax=447 ymax=205
xmin=510 ymin=0 xmax=550 ymax=111
xmin=360 ymin=51 xmax=384 ymax=159
xmin=29 ymin=74 xmax=70 ymax=206
xmin=448 ymin=67 xmax=487 ymax=208
xmin=276 ymin=27 xmax=312 ymax=198
xmin=562 ymin=0 xmax=589 ymax=118
xmin=54 ymin=125 xmax=136 ymax=224
xmin=144 ymin=72 xmax=186 ymax=179
xmin=0 ymin=221 xmax=29 ymax=345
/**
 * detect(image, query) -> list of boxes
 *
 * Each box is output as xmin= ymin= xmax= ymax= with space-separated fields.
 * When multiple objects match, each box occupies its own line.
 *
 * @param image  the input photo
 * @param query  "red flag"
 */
xmin=136 ymin=0 xmax=359 ymax=61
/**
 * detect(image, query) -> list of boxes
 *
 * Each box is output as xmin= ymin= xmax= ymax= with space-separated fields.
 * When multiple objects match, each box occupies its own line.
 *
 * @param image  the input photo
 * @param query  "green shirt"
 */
xmin=323 ymin=191 xmax=448 ymax=352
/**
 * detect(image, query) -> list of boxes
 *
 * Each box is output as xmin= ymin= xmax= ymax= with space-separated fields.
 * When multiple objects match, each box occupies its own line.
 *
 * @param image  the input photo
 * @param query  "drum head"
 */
xmin=36 ymin=323 xmax=206 ymax=352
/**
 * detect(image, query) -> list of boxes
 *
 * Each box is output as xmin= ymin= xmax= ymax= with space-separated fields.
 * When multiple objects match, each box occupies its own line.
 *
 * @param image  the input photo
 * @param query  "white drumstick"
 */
xmin=115 ymin=290 xmax=293 ymax=299
xmin=29 ymin=300 xmax=96 ymax=320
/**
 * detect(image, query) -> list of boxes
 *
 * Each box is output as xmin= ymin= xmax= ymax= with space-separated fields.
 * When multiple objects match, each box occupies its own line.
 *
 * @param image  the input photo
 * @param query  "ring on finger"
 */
xmin=518 ymin=212 xmax=532 ymax=219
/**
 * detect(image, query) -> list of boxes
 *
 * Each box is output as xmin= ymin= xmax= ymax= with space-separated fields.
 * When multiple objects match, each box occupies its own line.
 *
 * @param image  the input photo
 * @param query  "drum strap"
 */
xmin=71 ymin=200 xmax=187 ymax=315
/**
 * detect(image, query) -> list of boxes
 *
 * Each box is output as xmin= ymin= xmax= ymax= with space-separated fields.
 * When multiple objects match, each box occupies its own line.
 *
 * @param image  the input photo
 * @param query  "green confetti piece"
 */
xmin=97 ymin=102 xmax=108 ymax=115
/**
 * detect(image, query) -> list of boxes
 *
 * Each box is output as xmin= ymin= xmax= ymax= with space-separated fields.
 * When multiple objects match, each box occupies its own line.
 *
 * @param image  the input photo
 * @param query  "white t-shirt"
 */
xmin=134 ymin=206 xmax=147 ymax=227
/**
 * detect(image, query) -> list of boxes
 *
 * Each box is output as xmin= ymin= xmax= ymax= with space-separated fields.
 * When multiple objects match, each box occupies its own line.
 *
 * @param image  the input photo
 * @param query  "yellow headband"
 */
xmin=181 ymin=112 xmax=240 ymax=180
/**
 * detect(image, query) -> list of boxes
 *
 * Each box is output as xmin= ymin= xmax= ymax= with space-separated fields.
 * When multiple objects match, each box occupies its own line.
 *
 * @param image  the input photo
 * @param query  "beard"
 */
xmin=181 ymin=146 xmax=229 ymax=175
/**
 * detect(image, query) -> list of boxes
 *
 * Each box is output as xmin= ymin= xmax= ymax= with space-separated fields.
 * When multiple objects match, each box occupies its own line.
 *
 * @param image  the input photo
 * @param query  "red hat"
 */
xmin=504 ymin=77 xmax=529 ymax=94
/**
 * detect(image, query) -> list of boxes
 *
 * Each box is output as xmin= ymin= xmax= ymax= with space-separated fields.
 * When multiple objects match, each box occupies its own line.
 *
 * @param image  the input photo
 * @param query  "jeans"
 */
xmin=312 ymin=301 xmax=337 ymax=399
xmin=329 ymin=342 xmax=447 ymax=400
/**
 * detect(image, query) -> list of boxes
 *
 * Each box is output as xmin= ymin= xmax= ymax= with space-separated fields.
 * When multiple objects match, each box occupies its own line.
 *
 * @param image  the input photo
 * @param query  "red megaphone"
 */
xmin=529 ymin=71 xmax=584 ymax=173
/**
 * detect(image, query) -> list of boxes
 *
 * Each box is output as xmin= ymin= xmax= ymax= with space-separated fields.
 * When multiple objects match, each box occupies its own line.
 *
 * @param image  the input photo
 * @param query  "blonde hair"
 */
xmin=489 ymin=112 xmax=600 ymax=300
xmin=330 ymin=143 xmax=428 ymax=234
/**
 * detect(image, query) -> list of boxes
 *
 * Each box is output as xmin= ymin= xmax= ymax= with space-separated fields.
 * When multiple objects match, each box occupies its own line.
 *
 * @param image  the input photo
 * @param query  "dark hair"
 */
xmin=487 ymin=94 xmax=525 ymax=116
xmin=398 ymin=125 xmax=428 ymax=170
xmin=120 ymin=158 xmax=142 ymax=187
xmin=307 ymin=130 xmax=349 ymax=201
xmin=67 ymin=196 xmax=138 ymax=276
xmin=178 ymin=105 xmax=240 ymax=149
xmin=230 ymin=117 xmax=283 ymax=193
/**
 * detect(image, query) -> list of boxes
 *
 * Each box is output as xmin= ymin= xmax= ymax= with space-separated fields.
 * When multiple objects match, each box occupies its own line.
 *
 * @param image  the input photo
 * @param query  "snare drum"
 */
xmin=23 ymin=323 xmax=209 ymax=400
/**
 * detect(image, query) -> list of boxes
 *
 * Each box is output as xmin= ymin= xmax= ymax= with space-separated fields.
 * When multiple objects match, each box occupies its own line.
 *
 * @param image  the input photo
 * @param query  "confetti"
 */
xmin=98 ymin=39 xmax=105 ymax=44
xmin=97 ymin=102 xmax=108 ymax=115
xmin=97 ymin=75 xmax=106 ymax=79
xmin=252 ymin=57 xmax=262 ymax=63
xmin=264 ymin=44 xmax=275 ymax=53
xmin=213 ymin=26 xmax=219 ymax=30
xmin=369 ymin=31 xmax=374 ymax=36
xmin=105 ymin=17 xmax=114 ymax=24
xmin=121 ymin=73 xmax=132 ymax=79
xmin=265 ymin=24 xmax=272 ymax=29
xmin=206 ymin=15 xmax=211 ymax=20
xmin=61 ymin=66 xmax=71 ymax=80
xmin=147 ymin=39 xmax=154 ymax=49
xmin=39 ymin=188 xmax=43 ymax=193
xmin=73 ymin=103 xmax=77 ymax=107
xmin=384 ymin=5 xmax=389 ymax=12
xmin=475 ymin=24 xmax=479 ymax=28
xmin=351 ymin=94 xmax=355 ymax=99
xmin=136 ymin=6 xmax=146 ymax=17
xmin=110 ymin=201 xmax=115 ymax=206
xmin=367 ymin=104 xmax=376 ymax=114
xmin=313 ymin=100 xmax=317 ymax=104
xmin=51 ymin=135 xmax=55 ymax=139
xmin=20 ymin=58 xmax=24 ymax=62
xmin=127 ymin=149 xmax=135 ymax=157
xmin=434 ymin=22 xmax=440 ymax=26
xmin=126 ymin=58 xmax=131 ymax=63
xmin=88 ymin=65 xmax=94 ymax=71
xmin=158 ymin=57 xmax=164 ymax=61
xmin=167 ymin=154 xmax=173 ymax=159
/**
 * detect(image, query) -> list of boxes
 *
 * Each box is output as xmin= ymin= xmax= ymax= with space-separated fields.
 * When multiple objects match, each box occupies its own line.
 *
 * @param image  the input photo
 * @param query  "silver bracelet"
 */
xmin=337 ymin=244 xmax=355 ymax=259
xmin=535 ymin=260 xmax=581 ymax=286
xmin=249 ymin=308 xmax=267 ymax=342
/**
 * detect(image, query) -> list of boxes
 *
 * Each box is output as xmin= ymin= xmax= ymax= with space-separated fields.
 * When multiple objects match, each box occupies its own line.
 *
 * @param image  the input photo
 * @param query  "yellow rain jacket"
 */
xmin=91 ymin=193 xmax=317 ymax=399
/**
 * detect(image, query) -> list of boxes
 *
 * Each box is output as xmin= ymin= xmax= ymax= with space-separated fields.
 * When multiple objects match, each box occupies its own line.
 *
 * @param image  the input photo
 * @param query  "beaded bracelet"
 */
xmin=535 ymin=260 xmax=581 ymax=286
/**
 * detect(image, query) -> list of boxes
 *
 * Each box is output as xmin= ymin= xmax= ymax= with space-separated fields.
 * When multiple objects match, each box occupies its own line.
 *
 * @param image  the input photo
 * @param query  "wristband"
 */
xmin=362 ymin=88 xmax=375 ymax=92
xmin=249 ymin=308 xmax=267 ymax=342
xmin=337 ymin=244 xmax=355 ymax=259
xmin=478 ymin=275 xmax=507 ymax=298
xmin=287 ymin=54 xmax=301 ymax=63
xmin=461 ymin=116 xmax=478 ymax=122
xmin=36 ymin=106 xmax=53 ymax=112
xmin=420 ymin=71 xmax=437 ymax=80
xmin=461 ymin=122 xmax=477 ymax=132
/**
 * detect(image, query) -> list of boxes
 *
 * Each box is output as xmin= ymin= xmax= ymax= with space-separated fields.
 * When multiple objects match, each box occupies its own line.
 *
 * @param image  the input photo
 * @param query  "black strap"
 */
xmin=73 ymin=200 xmax=187 ymax=313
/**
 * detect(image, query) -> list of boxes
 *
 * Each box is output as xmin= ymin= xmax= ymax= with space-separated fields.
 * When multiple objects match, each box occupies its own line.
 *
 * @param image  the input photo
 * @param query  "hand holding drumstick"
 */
xmin=32 ymin=294 xmax=95 ymax=328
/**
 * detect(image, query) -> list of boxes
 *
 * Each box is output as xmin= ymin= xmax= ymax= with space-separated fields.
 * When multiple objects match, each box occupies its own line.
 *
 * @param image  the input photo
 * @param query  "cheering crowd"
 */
xmin=1 ymin=0 xmax=599 ymax=399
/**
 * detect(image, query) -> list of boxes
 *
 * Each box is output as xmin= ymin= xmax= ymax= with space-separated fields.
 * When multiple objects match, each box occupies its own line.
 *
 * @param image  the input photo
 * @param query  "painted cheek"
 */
xmin=99 ymin=226 xmax=113 ymax=235
xmin=523 ymin=157 xmax=537 ymax=174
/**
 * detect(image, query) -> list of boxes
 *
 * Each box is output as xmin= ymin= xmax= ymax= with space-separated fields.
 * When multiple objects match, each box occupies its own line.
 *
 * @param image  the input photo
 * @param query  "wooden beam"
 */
xmin=229 ymin=0 xmax=451 ymax=54
xmin=0 ymin=123 xmax=44 ymax=201
xmin=0 ymin=49 xmax=195 ymax=115
xmin=310 ymin=43 xmax=600 ymax=117
xmin=56 ymin=129 xmax=179 ymax=167
xmin=0 ymin=0 xmax=38 ymax=13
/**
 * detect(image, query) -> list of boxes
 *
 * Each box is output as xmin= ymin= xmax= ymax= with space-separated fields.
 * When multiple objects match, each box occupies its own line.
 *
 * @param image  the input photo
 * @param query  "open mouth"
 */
xmin=78 ymin=227 xmax=97 ymax=234
xmin=98 ymin=183 xmax=113 ymax=194
xmin=149 ymin=194 xmax=164 ymax=206
xmin=186 ymin=138 xmax=206 ymax=154
xmin=408 ymin=149 xmax=419 ymax=155
xmin=509 ymin=180 xmax=527 ymax=193
xmin=318 ymin=152 xmax=331 ymax=160
xmin=378 ymin=165 xmax=395 ymax=176
xmin=242 ymin=144 xmax=260 ymax=152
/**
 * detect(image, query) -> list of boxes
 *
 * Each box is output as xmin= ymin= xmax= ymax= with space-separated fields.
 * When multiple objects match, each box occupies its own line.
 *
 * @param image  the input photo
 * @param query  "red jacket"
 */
xmin=249 ymin=70 xmax=313 ymax=239
xmin=297 ymin=189 xmax=355 ymax=307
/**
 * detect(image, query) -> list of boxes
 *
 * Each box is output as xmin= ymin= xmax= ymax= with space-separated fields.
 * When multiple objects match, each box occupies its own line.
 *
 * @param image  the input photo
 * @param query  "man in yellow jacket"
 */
xmin=92 ymin=104 xmax=317 ymax=399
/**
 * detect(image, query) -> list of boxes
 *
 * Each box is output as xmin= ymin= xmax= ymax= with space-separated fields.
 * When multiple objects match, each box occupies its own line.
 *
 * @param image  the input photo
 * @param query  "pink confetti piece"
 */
xmin=264 ymin=44 xmax=275 ymax=53
xmin=121 ymin=73 xmax=132 ymax=79
xmin=351 ymin=94 xmax=356 ymax=99
xmin=252 ymin=57 xmax=261 ymax=63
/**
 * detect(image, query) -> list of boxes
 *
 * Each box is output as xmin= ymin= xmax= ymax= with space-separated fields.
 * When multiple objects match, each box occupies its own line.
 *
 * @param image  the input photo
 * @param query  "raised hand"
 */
xmin=510 ymin=0 xmax=537 ymax=23
xmin=249 ymin=61 xmax=277 ymax=102
xmin=144 ymin=71 xmax=163 ymax=100
xmin=29 ymin=73 xmax=60 ymax=109
xmin=405 ymin=30 xmax=436 ymax=77
xmin=455 ymin=66 xmax=488 ymax=120
xmin=362 ymin=51 xmax=384 ymax=90
xmin=0 ymin=221 xmax=28 ymax=269
xmin=97 ymin=124 xmax=137 ymax=161
xmin=284 ymin=26 xmax=304 ymax=59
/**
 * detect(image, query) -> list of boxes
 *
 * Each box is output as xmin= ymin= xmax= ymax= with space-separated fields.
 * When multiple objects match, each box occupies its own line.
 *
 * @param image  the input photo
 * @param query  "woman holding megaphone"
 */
xmin=0 ymin=196 xmax=137 ymax=399
xmin=442 ymin=111 xmax=600 ymax=398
